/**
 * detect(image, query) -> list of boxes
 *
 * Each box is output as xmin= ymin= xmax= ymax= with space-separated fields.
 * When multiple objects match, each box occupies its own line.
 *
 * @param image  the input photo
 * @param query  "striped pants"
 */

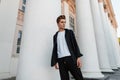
xmin=58 ymin=56 xmax=84 ymax=80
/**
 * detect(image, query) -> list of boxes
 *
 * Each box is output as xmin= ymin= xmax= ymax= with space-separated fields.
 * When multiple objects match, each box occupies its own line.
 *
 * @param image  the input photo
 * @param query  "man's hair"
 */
xmin=56 ymin=15 xmax=66 ymax=23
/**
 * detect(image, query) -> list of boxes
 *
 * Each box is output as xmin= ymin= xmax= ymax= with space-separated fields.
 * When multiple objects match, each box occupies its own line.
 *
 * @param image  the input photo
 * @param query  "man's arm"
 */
xmin=70 ymin=30 xmax=83 ymax=68
xmin=51 ymin=35 xmax=58 ymax=67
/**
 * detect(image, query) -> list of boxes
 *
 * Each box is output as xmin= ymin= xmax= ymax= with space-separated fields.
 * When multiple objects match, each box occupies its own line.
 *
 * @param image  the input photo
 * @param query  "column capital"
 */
xmin=104 ymin=4 xmax=108 ymax=12
xmin=98 ymin=0 xmax=103 ymax=3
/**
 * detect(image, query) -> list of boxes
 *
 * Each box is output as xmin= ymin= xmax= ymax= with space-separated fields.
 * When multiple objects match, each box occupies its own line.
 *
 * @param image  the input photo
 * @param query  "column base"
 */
xmin=101 ymin=68 xmax=114 ymax=72
xmin=111 ymin=66 xmax=118 ymax=69
xmin=82 ymin=71 xmax=104 ymax=78
xmin=117 ymin=65 xmax=120 ymax=68
xmin=0 ymin=72 xmax=11 ymax=79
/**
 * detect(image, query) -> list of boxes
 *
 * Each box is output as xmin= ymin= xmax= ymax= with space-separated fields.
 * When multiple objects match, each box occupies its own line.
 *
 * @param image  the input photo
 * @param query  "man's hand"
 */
xmin=77 ymin=57 xmax=82 ymax=68
xmin=54 ymin=63 xmax=59 ymax=69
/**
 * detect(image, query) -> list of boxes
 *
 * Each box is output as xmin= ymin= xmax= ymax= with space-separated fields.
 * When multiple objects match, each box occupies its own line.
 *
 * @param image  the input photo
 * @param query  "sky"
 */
xmin=111 ymin=0 xmax=120 ymax=37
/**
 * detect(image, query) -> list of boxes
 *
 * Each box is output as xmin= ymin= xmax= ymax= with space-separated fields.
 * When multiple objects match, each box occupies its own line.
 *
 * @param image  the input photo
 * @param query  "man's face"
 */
xmin=57 ymin=19 xmax=66 ymax=30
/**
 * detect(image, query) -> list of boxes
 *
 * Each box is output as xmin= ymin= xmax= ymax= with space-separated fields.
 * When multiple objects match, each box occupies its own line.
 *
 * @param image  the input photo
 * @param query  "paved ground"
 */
xmin=1 ymin=69 xmax=120 ymax=80
xmin=106 ymin=69 xmax=120 ymax=80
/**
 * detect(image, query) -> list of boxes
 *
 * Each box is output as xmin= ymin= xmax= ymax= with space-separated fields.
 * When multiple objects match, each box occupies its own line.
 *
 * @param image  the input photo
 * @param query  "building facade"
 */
xmin=0 ymin=0 xmax=120 ymax=80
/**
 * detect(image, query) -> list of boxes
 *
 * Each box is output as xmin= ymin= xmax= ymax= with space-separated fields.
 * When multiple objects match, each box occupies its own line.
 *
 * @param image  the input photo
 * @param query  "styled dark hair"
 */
xmin=56 ymin=15 xmax=66 ymax=23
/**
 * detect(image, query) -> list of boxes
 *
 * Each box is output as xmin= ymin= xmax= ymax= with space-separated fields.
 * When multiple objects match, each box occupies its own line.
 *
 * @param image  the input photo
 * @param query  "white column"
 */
xmin=90 ymin=0 xmax=113 ymax=72
xmin=16 ymin=0 xmax=61 ymax=80
xmin=106 ymin=13 xmax=120 ymax=68
xmin=76 ymin=0 xmax=104 ymax=78
xmin=112 ymin=27 xmax=120 ymax=68
xmin=98 ymin=2 xmax=118 ymax=69
xmin=0 ymin=0 xmax=19 ymax=79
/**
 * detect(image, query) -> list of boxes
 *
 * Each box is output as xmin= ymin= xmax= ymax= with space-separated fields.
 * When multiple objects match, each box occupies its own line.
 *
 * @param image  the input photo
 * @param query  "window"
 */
xmin=22 ymin=0 xmax=26 ymax=12
xmin=16 ymin=30 xmax=22 ymax=53
xmin=23 ymin=0 xmax=26 ymax=4
xmin=69 ymin=15 xmax=75 ymax=30
xmin=22 ymin=6 xmax=25 ymax=12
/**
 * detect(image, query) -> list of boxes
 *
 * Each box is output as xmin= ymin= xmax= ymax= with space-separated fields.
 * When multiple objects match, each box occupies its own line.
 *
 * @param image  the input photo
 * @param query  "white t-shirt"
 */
xmin=57 ymin=30 xmax=71 ymax=58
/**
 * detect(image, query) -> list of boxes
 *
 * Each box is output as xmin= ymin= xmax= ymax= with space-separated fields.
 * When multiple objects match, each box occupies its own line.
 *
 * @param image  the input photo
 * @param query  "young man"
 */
xmin=51 ymin=15 xmax=84 ymax=80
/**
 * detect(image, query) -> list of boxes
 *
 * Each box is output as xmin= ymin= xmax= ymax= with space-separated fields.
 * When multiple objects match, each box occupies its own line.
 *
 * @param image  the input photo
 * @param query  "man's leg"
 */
xmin=66 ymin=57 xmax=84 ymax=80
xmin=58 ymin=59 xmax=70 ymax=80
xmin=69 ymin=67 xmax=84 ymax=80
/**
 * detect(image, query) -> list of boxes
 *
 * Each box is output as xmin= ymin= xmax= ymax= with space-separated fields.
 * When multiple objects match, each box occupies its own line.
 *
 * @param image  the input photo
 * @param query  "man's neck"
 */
xmin=59 ymin=29 xmax=65 ymax=32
